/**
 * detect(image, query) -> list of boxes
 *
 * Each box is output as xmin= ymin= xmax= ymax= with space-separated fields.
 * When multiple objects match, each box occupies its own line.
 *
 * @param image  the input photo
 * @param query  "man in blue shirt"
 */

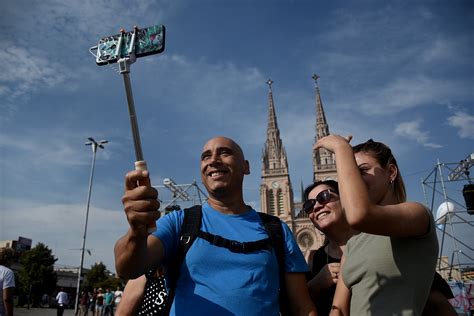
xmin=114 ymin=136 xmax=317 ymax=315
xmin=103 ymin=288 xmax=115 ymax=316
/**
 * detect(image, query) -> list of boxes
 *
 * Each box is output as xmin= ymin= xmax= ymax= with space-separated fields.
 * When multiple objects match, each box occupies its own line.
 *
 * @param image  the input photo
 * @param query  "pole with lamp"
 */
xmin=74 ymin=138 xmax=108 ymax=315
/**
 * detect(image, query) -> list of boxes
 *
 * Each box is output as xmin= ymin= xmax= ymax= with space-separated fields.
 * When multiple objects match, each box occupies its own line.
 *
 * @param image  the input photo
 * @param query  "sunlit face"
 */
xmin=307 ymin=184 xmax=342 ymax=232
xmin=200 ymin=137 xmax=249 ymax=198
xmin=355 ymin=151 xmax=394 ymax=204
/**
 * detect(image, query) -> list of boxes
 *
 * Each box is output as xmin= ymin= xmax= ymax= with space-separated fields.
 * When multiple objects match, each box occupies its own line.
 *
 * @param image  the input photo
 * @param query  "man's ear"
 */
xmin=244 ymin=160 xmax=250 ymax=175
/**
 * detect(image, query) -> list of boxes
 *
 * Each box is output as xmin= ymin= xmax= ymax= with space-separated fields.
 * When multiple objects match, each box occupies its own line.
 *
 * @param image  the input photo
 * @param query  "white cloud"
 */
xmin=0 ymin=0 xmax=175 ymax=121
xmin=394 ymin=120 xmax=442 ymax=149
xmin=0 ymin=130 xmax=117 ymax=192
xmin=420 ymin=36 xmax=471 ymax=65
xmin=0 ymin=198 xmax=126 ymax=271
xmin=421 ymin=39 xmax=453 ymax=63
xmin=0 ymin=132 xmax=96 ymax=168
xmin=160 ymin=54 xmax=264 ymax=110
xmin=3 ymin=0 xmax=172 ymax=41
xmin=335 ymin=76 xmax=474 ymax=116
xmin=447 ymin=112 xmax=474 ymax=139
xmin=308 ymin=5 xmax=473 ymax=118
xmin=132 ymin=53 xmax=267 ymax=134
xmin=0 ymin=44 xmax=71 ymax=98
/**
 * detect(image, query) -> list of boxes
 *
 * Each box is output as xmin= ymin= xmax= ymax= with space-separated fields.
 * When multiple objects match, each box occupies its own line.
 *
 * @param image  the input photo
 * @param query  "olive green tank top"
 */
xmin=342 ymin=212 xmax=438 ymax=316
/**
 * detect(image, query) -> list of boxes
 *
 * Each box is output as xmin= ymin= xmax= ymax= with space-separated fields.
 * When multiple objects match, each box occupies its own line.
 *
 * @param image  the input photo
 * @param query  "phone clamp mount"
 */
xmin=89 ymin=24 xmax=166 ymax=169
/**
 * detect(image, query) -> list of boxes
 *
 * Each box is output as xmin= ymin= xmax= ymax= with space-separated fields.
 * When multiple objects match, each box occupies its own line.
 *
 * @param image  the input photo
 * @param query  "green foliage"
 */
xmin=18 ymin=243 xmax=57 ymax=306
xmin=83 ymin=262 xmax=121 ymax=290
xmin=84 ymin=262 xmax=108 ymax=289
xmin=100 ymin=277 xmax=122 ymax=291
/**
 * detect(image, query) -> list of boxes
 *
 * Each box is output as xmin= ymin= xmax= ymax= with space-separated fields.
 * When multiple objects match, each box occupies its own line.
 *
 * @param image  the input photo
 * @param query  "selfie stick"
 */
xmin=117 ymin=28 xmax=147 ymax=170
xmin=116 ymin=27 xmax=155 ymax=232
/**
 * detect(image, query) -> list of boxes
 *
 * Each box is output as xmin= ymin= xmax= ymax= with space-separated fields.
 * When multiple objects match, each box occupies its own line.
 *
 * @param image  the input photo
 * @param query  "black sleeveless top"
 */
xmin=309 ymin=246 xmax=340 ymax=316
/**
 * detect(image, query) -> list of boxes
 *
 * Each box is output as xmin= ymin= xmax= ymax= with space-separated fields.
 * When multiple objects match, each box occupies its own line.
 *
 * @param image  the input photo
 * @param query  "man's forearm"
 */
xmin=114 ymin=229 xmax=149 ymax=279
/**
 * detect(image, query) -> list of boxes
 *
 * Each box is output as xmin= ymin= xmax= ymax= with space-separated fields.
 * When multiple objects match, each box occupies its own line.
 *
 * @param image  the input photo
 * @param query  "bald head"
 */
xmin=202 ymin=136 xmax=245 ymax=160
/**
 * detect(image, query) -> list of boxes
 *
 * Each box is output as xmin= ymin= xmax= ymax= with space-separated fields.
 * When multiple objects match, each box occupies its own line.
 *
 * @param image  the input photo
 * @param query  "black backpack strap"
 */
xmin=258 ymin=212 xmax=290 ymax=316
xmin=197 ymin=231 xmax=273 ymax=253
xmin=164 ymin=205 xmax=202 ymax=314
xmin=257 ymin=212 xmax=285 ymax=264
xmin=179 ymin=205 xmax=203 ymax=252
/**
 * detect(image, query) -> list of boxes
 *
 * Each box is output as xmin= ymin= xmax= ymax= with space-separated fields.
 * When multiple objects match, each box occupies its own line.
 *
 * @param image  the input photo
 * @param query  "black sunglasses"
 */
xmin=303 ymin=189 xmax=336 ymax=214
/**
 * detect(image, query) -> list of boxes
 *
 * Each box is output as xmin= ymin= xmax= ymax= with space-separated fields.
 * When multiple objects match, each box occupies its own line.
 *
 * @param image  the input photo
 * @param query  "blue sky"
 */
xmin=1 ymin=0 xmax=473 ymax=273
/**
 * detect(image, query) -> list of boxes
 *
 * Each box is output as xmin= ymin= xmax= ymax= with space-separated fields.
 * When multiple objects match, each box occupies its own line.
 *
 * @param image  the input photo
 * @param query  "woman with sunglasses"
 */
xmin=303 ymin=179 xmax=456 ymax=316
xmin=313 ymin=136 xmax=438 ymax=316
xmin=303 ymin=180 xmax=355 ymax=316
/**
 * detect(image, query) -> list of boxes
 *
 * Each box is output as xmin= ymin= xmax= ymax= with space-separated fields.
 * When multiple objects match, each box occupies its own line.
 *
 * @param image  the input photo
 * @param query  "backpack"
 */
xmin=139 ymin=205 xmax=289 ymax=316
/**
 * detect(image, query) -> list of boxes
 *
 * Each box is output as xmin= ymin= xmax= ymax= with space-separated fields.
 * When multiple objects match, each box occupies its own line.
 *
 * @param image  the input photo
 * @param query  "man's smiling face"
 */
xmin=200 ymin=137 xmax=249 ymax=199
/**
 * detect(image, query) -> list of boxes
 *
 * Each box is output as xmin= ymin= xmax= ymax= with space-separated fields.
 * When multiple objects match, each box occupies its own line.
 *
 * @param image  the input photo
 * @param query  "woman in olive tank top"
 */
xmin=314 ymin=136 xmax=438 ymax=316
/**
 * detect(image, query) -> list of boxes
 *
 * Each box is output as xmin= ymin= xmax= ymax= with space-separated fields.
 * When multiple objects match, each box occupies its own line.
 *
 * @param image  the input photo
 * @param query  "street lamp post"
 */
xmin=75 ymin=138 xmax=108 ymax=315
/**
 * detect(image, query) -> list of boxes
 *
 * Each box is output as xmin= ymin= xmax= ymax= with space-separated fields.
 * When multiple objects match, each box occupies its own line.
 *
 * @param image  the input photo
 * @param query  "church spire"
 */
xmin=313 ymin=74 xmax=330 ymax=141
xmin=312 ymin=74 xmax=336 ymax=181
xmin=260 ymin=79 xmax=294 ymax=224
xmin=262 ymin=79 xmax=288 ymax=175
xmin=266 ymin=79 xmax=279 ymax=133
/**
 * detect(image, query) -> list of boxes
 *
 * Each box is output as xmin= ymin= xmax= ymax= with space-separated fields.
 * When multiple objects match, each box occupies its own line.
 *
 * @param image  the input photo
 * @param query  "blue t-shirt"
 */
xmin=153 ymin=202 xmax=308 ymax=316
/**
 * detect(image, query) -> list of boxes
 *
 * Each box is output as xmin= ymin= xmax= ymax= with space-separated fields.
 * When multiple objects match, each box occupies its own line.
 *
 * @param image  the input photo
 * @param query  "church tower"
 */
xmin=312 ymin=74 xmax=337 ymax=181
xmin=260 ymin=79 xmax=294 ymax=225
xmin=259 ymin=74 xmax=335 ymax=262
xmin=292 ymin=74 xmax=334 ymax=261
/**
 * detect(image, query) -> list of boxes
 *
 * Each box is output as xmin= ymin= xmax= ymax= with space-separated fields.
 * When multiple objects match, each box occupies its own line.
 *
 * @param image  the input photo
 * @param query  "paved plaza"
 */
xmin=15 ymin=307 xmax=76 ymax=315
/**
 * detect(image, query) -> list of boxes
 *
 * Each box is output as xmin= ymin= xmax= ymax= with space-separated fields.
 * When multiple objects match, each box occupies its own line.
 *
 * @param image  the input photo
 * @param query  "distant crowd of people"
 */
xmin=77 ymin=286 xmax=123 ymax=316
xmin=0 ymin=245 xmax=124 ymax=316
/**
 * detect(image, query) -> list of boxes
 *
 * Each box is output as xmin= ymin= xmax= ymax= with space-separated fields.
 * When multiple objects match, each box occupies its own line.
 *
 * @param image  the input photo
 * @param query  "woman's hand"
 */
xmin=308 ymin=262 xmax=341 ymax=301
xmin=317 ymin=263 xmax=341 ymax=288
xmin=314 ymin=134 xmax=352 ymax=154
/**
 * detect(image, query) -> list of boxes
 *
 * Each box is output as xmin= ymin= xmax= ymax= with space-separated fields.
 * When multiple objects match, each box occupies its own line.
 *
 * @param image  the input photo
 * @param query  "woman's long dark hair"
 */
xmin=352 ymin=139 xmax=406 ymax=203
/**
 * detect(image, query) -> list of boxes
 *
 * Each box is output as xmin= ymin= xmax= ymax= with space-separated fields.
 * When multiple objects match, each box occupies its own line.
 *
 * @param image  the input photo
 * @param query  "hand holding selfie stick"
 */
xmin=91 ymin=25 xmax=166 ymax=233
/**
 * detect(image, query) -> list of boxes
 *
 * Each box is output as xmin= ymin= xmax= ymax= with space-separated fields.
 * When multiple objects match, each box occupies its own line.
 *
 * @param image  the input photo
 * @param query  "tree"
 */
xmin=18 ymin=243 xmax=57 ymax=307
xmin=84 ymin=262 xmax=121 ymax=290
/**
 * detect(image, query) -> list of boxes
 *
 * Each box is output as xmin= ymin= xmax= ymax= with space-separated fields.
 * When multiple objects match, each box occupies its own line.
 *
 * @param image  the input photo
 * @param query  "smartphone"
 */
xmin=95 ymin=24 xmax=166 ymax=66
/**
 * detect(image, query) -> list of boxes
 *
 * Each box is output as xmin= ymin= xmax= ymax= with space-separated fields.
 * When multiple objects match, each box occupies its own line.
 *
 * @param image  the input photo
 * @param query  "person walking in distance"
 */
xmin=79 ymin=290 xmax=89 ymax=316
xmin=95 ymin=289 xmax=104 ymax=316
xmin=55 ymin=288 xmax=68 ymax=316
xmin=103 ymin=288 xmax=114 ymax=316
xmin=113 ymin=286 xmax=122 ymax=314
xmin=0 ymin=248 xmax=16 ymax=316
